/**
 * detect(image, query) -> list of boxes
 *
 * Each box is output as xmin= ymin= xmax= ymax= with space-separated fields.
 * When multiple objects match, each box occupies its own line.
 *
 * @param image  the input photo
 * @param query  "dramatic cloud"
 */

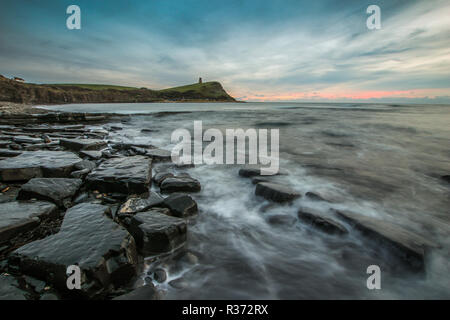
xmin=0 ymin=0 xmax=449 ymax=103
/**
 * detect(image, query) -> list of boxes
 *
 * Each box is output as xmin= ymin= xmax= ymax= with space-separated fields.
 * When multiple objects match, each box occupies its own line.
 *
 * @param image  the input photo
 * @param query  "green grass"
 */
xmin=159 ymin=82 xmax=218 ymax=93
xmin=47 ymin=83 xmax=139 ymax=91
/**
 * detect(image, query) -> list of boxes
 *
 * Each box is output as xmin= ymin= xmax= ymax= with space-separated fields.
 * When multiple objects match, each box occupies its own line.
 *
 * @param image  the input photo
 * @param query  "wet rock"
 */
xmin=13 ymin=203 xmax=138 ymax=297
xmin=336 ymin=210 xmax=439 ymax=272
xmin=9 ymin=143 xmax=22 ymax=150
xmin=13 ymin=136 xmax=43 ymax=144
xmin=74 ymin=159 xmax=96 ymax=171
xmin=0 ymin=140 xmax=9 ymax=148
xmin=70 ymin=168 xmax=90 ymax=179
xmin=128 ymin=209 xmax=187 ymax=255
xmin=255 ymin=182 xmax=300 ymax=203
xmin=59 ymin=138 xmax=107 ymax=152
xmin=153 ymin=268 xmax=167 ymax=283
xmin=24 ymin=276 xmax=46 ymax=293
xmin=298 ymin=208 xmax=348 ymax=235
xmin=0 ymin=151 xmax=82 ymax=181
xmin=146 ymin=148 xmax=172 ymax=162
xmin=441 ymin=175 xmax=450 ymax=183
xmin=153 ymin=172 xmax=174 ymax=186
xmin=86 ymin=156 xmax=152 ymax=194
xmin=0 ymin=149 xmax=21 ymax=157
xmin=163 ymin=193 xmax=198 ymax=218
xmin=117 ymin=192 xmax=164 ymax=218
xmin=239 ymin=165 xmax=286 ymax=178
xmin=160 ymin=176 xmax=201 ymax=194
xmin=0 ymin=275 xmax=29 ymax=300
xmin=17 ymin=178 xmax=83 ymax=208
xmin=305 ymin=192 xmax=326 ymax=202
xmin=0 ymin=200 xmax=58 ymax=243
xmin=266 ymin=214 xmax=297 ymax=226
xmin=73 ymin=193 xmax=89 ymax=205
xmin=80 ymin=150 xmax=103 ymax=160
xmin=112 ymin=284 xmax=159 ymax=300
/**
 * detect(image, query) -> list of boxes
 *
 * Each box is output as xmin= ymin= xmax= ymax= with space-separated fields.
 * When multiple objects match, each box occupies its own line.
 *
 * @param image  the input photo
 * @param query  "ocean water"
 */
xmin=42 ymin=102 xmax=450 ymax=299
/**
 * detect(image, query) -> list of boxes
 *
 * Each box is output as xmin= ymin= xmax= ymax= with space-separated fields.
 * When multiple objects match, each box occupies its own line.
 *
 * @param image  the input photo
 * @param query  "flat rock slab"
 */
xmin=160 ymin=176 xmax=201 ymax=194
xmin=117 ymin=192 xmax=164 ymax=219
xmin=86 ymin=156 xmax=152 ymax=194
xmin=239 ymin=165 xmax=287 ymax=178
xmin=59 ymin=138 xmax=107 ymax=151
xmin=163 ymin=193 xmax=198 ymax=218
xmin=0 ymin=275 xmax=29 ymax=300
xmin=17 ymin=178 xmax=83 ymax=208
xmin=298 ymin=208 xmax=347 ymax=235
xmin=146 ymin=148 xmax=172 ymax=162
xmin=128 ymin=209 xmax=187 ymax=255
xmin=255 ymin=182 xmax=300 ymax=203
xmin=13 ymin=203 xmax=138 ymax=296
xmin=0 ymin=201 xmax=57 ymax=243
xmin=80 ymin=150 xmax=103 ymax=160
xmin=0 ymin=151 xmax=83 ymax=181
xmin=336 ymin=210 xmax=439 ymax=272
xmin=153 ymin=172 xmax=174 ymax=186
xmin=13 ymin=136 xmax=43 ymax=144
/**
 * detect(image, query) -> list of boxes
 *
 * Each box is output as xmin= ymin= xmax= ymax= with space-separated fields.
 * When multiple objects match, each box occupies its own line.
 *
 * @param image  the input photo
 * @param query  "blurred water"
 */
xmin=45 ymin=102 xmax=450 ymax=299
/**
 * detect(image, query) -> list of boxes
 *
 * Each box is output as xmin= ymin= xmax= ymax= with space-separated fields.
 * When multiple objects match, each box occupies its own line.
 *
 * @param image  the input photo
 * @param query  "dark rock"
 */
xmin=73 ymin=193 xmax=89 ymax=205
xmin=0 ymin=151 xmax=83 ymax=181
xmin=86 ymin=156 xmax=152 ymax=194
xmin=163 ymin=193 xmax=198 ymax=218
xmin=146 ymin=148 xmax=172 ymax=162
xmin=117 ymin=192 xmax=164 ymax=218
xmin=298 ymin=208 xmax=348 ymax=235
xmin=70 ymin=168 xmax=90 ymax=179
xmin=112 ymin=284 xmax=159 ymax=300
xmin=0 ymin=200 xmax=58 ymax=243
xmin=266 ymin=214 xmax=297 ymax=226
xmin=24 ymin=276 xmax=47 ymax=293
xmin=239 ymin=165 xmax=286 ymax=178
xmin=17 ymin=178 xmax=83 ymax=208
xmin=153 ymin=268 xmax=167 ymax=283
xmin=441 ymin=175 xmax=450 ymax=183
xmin=255 ymin=182 xmax=300 ymax=203
xmin=74 ymin=159 xmax=96 ymax=171
xmin=80 ymin=150 xmax=103 ymax=160
xmin=0 ymin=140 xmax=9 ymax=148
xmin=305 ymin=192 xmax=326 ymax=202
xmin=128 ymin=209 xmax=187 ymax=255
xmin=336 ymin=210 xmax=439 ymax=272
xmin=0 ymin=149 xmax=21 ymax=157
xmin=13 ymin=136 xmax=43 ymax=144
xmin=59 ymin=138 xmax=106 ymax=151
xmin=160 ymin=176 xmax=201 ymax=193
xmin=0 ymin=275 xmax=29 ymax=300
xmin=9 ymin=143 xmax=22 ymax=150
xmin=13 ymin=203 xmax=138 ymax=297
xmin=153 ymin=172 xmax=174 ymax=186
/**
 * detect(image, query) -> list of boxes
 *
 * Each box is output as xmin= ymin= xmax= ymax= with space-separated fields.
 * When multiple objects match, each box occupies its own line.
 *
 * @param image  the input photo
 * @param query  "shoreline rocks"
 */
xmin=335 ymin=210 xmax=439 ymax=272
xmin=160 ymin=175 xmax=201 ymax=194
xmin=17 ymin=178 xmax=83 ymax=208
xmin=255 ymin=182 xmax=300 ymax=203
xmin=12 ymin=203 xmax=138 ymax=298
xmin=0 ymin=201 xmax=58 ymax=244
xmin=86 ymin=156 xmax=152 ymax=194
xmin=0 ymin=151 xmax=83 ymax=181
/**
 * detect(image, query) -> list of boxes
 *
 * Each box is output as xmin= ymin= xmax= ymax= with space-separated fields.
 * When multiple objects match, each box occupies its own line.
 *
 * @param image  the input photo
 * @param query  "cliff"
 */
xmin=0 ymin=75 xmax=236 ymax=104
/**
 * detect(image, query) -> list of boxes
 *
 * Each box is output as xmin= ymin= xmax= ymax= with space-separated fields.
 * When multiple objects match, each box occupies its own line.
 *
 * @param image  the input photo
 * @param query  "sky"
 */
xmin=0 ymin=0 xmax=449 ymax=103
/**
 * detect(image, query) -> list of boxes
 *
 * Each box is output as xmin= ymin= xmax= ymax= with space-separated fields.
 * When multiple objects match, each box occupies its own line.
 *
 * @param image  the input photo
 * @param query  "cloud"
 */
xmin=0 ymin=0 xmax=449 ymax=103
